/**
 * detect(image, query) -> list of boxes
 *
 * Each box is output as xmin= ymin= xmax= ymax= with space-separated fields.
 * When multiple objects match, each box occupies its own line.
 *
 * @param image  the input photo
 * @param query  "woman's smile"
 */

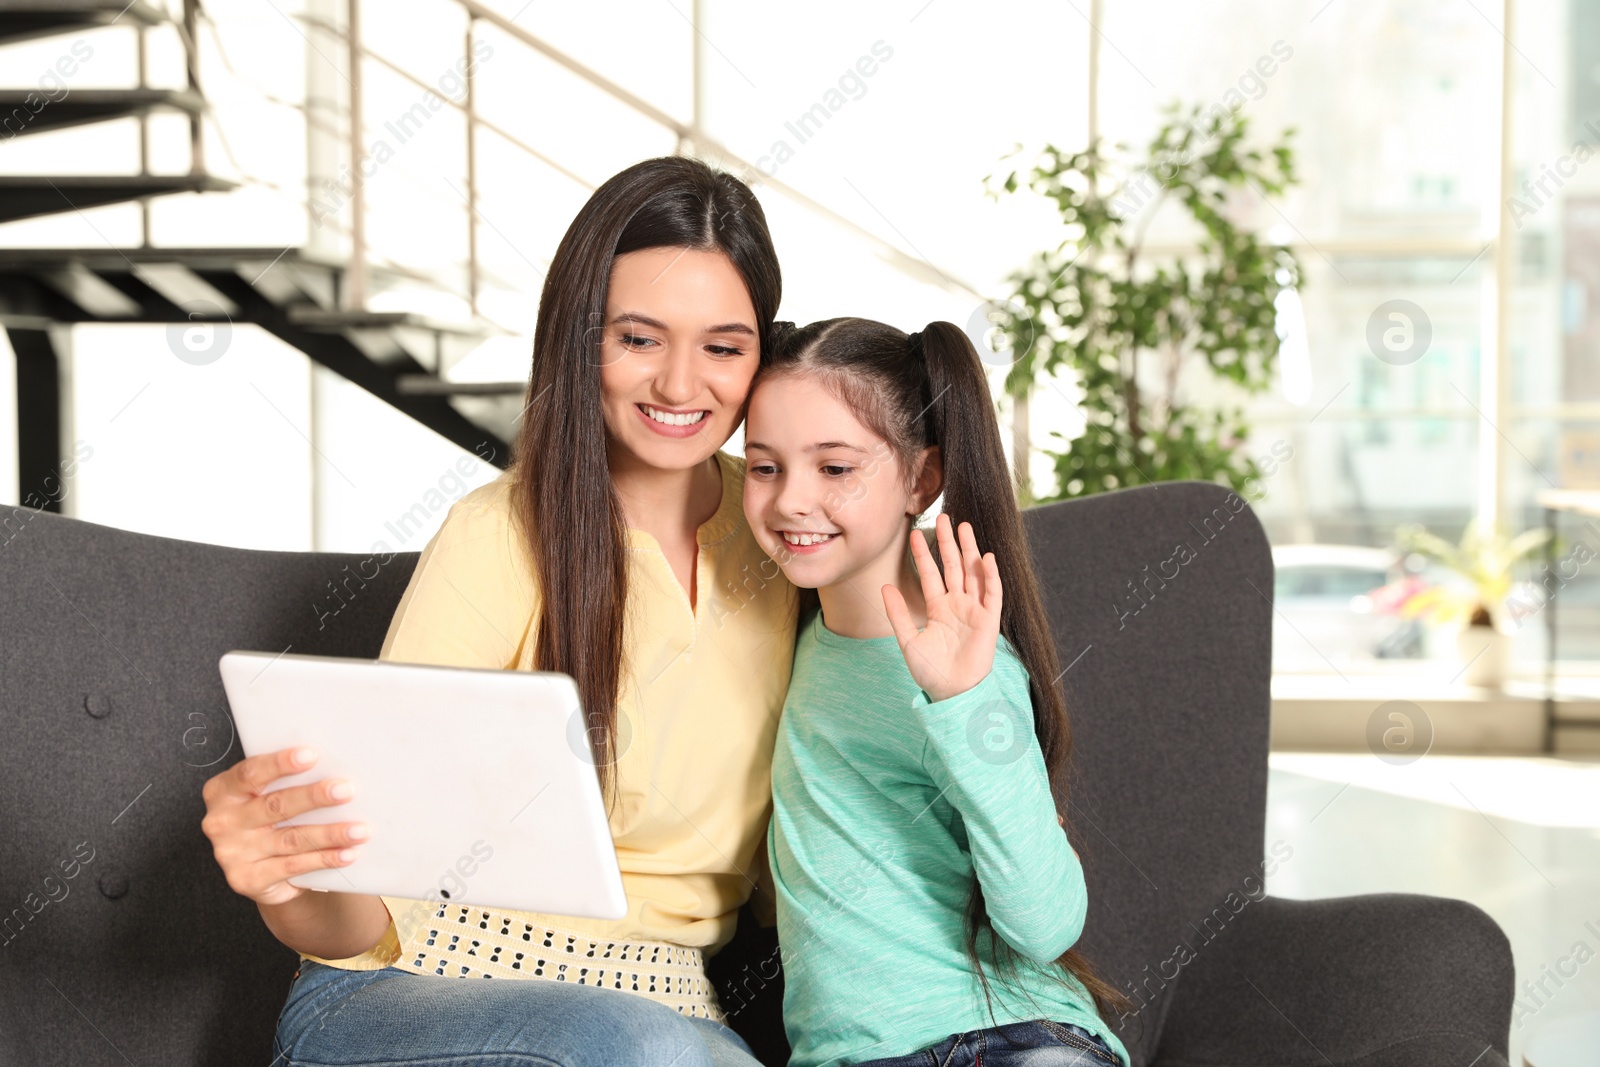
xmin=635 ymin=402 xmax=711 ymax=437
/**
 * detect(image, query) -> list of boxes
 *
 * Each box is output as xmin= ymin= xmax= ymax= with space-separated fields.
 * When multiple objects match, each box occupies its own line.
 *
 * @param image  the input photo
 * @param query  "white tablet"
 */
xmin=217 ymin=651 xmax=627 ymax=920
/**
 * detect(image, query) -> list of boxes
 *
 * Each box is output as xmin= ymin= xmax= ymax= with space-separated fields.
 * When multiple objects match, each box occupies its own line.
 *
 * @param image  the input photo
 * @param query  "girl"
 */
xmin=200 ymin=157 xmax=797 ymax=1067
xmin=742 ymin=318 xmax=1129 ymax=1067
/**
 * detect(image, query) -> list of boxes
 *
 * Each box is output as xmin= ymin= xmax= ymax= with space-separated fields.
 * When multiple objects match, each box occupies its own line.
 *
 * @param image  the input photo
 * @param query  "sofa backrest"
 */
xmin=0 ymin=507 xmax=417 ymax=1065
xmin=1023 ymin=481 xmax=1274 ymax=1063
xmin=0 ymin=480 xmax=1272 ymax=1067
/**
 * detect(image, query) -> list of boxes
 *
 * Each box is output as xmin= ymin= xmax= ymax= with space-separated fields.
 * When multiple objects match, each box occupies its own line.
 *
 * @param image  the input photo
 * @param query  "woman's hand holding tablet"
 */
xmin=200 ymin=745 xmax=364 ymax=906
xmin=200 ymin=744 xmax=394 ymax=961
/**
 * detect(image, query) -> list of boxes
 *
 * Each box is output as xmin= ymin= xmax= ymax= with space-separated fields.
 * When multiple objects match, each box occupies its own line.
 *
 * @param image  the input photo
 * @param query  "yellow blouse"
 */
xmin=305 ymin=452 xmax=797 ymax=1016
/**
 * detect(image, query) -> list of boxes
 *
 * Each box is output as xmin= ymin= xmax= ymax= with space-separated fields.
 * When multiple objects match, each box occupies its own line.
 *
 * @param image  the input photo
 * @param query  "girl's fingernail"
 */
xmin=328 ymin=781 xmax=355 ymax=800
xmin=293 ymin=747 xmax=317 ymax=766
xmin=337 ymin=848 xmax=359 ymax=863
xmin=347 ymin=823 xmax=370 ymax=842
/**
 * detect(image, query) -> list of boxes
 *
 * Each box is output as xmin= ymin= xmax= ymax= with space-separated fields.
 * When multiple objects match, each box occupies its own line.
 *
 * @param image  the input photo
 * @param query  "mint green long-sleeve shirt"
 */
xmin=768 ymin=612 xmax=1128 ymax=1067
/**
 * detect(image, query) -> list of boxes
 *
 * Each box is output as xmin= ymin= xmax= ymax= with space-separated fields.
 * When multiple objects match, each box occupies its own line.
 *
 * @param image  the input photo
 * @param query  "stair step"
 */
xmin=131 ymin=262 xmax=240 ymax=316
xmin=396 ymin=375 xmax=524 ymax=397
xmin=0 ymin=246 xmax=327 ymax=273
xmin=0 ymin=173 xmax=237 ymax=224
xmin=286 ymin=306 xmax=481 ymax=336
xmin=0 ymin=0 xmax=168 ymax=46
xmin=0 ymin=88 xmax=206 ymax=139
xmin=37 ymin=261 xmax=141 ymax=317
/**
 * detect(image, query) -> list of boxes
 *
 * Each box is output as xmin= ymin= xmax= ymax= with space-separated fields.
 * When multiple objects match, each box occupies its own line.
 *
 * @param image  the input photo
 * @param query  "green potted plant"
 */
xmin=1380 ymin=521 xmax=1552 ymax=686
xmin=987 ymin=103 xmax=1301 ymax=502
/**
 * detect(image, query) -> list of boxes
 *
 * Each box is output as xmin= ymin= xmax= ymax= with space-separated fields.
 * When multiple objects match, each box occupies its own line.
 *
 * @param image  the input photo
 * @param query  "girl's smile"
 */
xmin=743 ymin=373 xmax=941 ymax=638
xmin=778 ymin=530 xmax=839 ymax=550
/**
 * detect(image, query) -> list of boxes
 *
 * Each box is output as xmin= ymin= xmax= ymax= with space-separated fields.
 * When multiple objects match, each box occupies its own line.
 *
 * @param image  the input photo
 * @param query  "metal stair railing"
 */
xmin=293 ymin=0 xmax=982 ymax=311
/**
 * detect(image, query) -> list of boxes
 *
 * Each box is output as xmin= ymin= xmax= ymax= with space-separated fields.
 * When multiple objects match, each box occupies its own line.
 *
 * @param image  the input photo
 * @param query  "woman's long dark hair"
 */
xmin=513 ymin=157 xmax=782 ymax=795
xmin=764 ymin=317 xmax=1130 ymax=1022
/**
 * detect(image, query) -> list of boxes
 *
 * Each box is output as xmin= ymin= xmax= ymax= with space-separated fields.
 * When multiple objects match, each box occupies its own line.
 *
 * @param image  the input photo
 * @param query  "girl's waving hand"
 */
xmin=882 ymin=513 xmax=1003 ymax=703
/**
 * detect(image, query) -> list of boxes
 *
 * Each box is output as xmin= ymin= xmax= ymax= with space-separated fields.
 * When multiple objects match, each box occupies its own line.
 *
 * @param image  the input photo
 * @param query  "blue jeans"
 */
xmin=272 ymin=960 xmax=761 ymax=1067
xmin=849 ymin=1020 xmax=1121 ymax=1067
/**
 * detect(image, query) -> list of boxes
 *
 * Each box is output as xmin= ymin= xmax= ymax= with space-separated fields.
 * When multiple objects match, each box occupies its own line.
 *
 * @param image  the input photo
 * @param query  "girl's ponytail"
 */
xmin=915 ymin=322 xmax=1039 ymax=691
xmin=916 ymin=320 xmax=1131 ymax=1022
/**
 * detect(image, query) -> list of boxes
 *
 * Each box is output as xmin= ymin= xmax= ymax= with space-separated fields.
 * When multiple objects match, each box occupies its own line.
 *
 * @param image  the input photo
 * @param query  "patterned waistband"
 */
xmin=389 ymin=902 xmax=727 ymax=1021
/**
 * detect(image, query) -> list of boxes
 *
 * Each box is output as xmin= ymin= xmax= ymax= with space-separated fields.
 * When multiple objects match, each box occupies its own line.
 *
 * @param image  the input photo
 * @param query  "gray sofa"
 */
xmin=0 ymin=481 xmax=1513 ymax=1066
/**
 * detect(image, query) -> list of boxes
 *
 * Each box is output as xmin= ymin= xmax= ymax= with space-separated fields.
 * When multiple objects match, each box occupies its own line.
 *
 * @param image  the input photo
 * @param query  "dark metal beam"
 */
xmin=7 ymin=326 xmax=63 ymax=512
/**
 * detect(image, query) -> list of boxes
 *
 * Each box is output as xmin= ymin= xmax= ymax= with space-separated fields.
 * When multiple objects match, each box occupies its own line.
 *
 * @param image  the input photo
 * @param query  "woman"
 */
xmin=199 ymin=156 xmax=797 ymax=1067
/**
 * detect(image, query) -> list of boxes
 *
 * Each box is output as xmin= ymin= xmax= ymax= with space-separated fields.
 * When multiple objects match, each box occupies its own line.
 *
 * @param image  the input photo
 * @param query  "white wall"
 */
xmin=70 ymin=323 xmax=314 ymax=549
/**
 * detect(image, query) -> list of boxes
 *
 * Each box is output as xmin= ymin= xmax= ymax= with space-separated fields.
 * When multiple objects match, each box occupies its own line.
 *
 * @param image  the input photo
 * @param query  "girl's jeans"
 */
xmin=848 ymin=1019 xmax=1122 ymax=1067
xmin=272 ymin=959 xmax=761 ymax=1067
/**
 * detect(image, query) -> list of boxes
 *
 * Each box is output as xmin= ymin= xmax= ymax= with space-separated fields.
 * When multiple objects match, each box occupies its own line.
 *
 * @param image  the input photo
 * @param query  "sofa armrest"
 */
xmin=1150 ymin=894 xmax=1512 ymax=1067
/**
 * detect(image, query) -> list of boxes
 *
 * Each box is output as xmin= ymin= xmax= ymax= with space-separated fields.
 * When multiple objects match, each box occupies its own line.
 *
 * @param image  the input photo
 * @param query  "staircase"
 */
xmin=3 ymin=0 xmax=981 ymax=516
xmin=0 ymin=0 xmax=515 ymax=512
